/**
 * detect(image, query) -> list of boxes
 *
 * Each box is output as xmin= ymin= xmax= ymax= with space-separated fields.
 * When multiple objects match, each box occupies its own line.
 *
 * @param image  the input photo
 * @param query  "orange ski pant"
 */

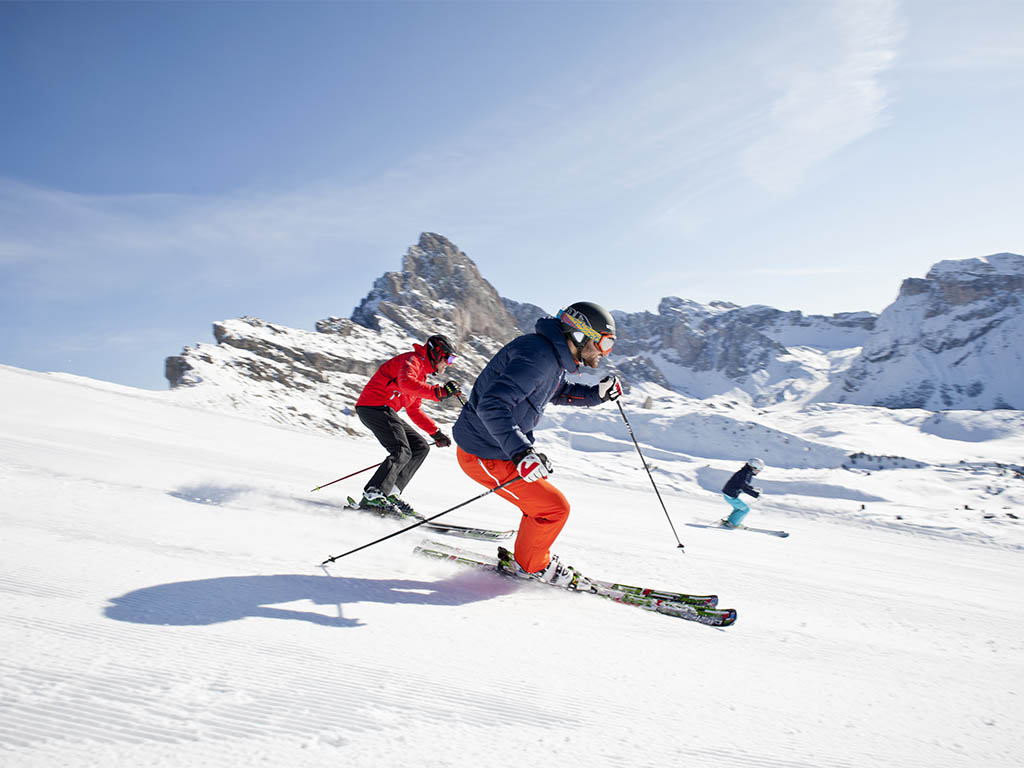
xmin=456 ymin=446 xmax=570 ymax=574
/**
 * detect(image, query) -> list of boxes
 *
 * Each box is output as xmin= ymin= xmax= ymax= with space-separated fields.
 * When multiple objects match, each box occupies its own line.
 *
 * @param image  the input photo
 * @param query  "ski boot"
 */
xmin=497 ymin=547 xmax=589 ymax=591
xmin=359 ymin=488 xmax=402 ymax=517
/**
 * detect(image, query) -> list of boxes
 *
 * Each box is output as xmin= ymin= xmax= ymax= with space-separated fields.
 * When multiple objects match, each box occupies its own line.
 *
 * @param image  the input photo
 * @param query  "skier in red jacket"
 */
xmin=354 ymin=334 xmax=462 ymax=516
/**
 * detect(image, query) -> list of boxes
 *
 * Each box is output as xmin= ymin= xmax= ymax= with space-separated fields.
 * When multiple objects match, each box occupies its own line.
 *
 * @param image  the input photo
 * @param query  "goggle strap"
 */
xmin=559 ymin=309 xmax=602 ymax=343
xmin=559 ymin=308 xmax=614 ymax=355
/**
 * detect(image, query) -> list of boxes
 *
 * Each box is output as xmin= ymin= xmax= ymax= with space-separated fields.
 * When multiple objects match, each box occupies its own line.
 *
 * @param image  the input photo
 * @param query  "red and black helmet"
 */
xmin=424 ymin=334 xmax=457 ymax=368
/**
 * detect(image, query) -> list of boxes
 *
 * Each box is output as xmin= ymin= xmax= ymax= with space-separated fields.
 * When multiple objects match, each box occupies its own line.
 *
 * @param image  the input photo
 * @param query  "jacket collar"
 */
xmin=535 ymin=317 xmax=579 ymax=373
xmin=411 ymin=343 xmax=435 ymax=373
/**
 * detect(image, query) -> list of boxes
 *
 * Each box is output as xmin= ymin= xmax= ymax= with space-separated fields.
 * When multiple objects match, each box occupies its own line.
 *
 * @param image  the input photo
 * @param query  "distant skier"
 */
xmin=453 ymin=302 xmax=623 ymax=589
xmin=720 ymin=458 xmax=765 ymax=528
xmin=354 ymin=334 xmax=462 ymax=516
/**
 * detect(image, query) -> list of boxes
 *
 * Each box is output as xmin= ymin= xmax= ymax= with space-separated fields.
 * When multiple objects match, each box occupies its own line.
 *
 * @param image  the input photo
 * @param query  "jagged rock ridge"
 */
xmin=349 ymin=232 xmax=520 ymax=355
xmin=165 ymin=234 xmax=529 ymax=433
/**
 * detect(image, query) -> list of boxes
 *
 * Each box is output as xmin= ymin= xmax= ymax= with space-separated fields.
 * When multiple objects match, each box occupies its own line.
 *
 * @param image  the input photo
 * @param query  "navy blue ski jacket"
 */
xmin=453 ymin=317 xmax=602 ymax=461
xmin=723 ymin=465 xmax=760 ymax=499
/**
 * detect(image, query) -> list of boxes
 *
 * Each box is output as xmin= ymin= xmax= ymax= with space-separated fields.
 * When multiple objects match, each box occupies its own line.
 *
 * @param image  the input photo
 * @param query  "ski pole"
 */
xmin=320 ymin=476 xmax=522 ymax=565
xmin=616 ymin=400 xmax=686 ymax=553
xmin=310 ymin=463 xmax=382 ymax=492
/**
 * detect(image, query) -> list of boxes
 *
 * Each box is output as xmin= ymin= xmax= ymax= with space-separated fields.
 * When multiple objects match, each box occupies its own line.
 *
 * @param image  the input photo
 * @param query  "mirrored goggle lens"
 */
xmin=597 ymin=335 xmax=615 ymax=355
xmin=445 ymin=354 xmax=456 ymax=364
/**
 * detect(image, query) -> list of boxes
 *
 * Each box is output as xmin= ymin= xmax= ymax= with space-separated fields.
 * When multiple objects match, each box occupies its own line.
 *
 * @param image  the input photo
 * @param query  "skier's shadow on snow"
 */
xmin=105 ymin=570 xmax=513 ymax=629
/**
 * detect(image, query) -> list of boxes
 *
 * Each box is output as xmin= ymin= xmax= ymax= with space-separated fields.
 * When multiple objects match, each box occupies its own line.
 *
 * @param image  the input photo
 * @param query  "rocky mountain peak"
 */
xmin=824 ymin=253 xmax=1024 ymax=410
xmin=907 ymin=253 xmax=1024 ymax=317
xmin=350 ymin=232 xmax=521 ymax=348
xmin=926 ymin=252 xmax=1024 ymax=279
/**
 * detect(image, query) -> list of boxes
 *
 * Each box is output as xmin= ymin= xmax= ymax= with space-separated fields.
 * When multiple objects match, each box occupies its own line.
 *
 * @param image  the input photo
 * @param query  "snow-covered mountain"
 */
xmin=164 ymin=234 xmax=518 ymax=434
xmin=610 ymin=298 xmax=876 ymax=406
xmin=165 ymin=234 xmax=1023 ymax=441
xmin=820 ymin=253 xmax=1024 ymax=410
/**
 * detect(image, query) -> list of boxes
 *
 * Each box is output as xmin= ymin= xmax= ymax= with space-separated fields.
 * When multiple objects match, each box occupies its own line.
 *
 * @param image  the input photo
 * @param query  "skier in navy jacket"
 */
xmin=453 ymin=302 xmax=623 ymax=588
xmin=721 ymin=458 xmax=765 ymax=528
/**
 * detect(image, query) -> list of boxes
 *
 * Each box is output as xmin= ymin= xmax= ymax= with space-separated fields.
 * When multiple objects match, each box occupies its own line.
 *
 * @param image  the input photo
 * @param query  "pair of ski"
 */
xmin=414 ymin=539 xmax=737 ymax=628
xmin=344 ymin=497 xmax=514 ymax=541
xmin=686 ymin=521 xmax=790 ymax=538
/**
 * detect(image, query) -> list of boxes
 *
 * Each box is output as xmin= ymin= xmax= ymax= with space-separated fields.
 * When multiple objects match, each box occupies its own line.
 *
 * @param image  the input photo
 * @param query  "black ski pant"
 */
xmin=356 ymin=405 xmax=430 ymax=495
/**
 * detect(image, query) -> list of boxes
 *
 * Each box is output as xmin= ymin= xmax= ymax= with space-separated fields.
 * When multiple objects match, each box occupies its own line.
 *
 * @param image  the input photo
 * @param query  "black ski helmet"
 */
xmin=424 ymin=334 xmax=457 ymax=368
xmin=557 ymin=301 xmax=616 ymax=350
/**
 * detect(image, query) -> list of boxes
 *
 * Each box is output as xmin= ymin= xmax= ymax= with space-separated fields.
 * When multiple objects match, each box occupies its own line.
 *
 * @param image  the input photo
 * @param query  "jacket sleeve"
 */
xmin=398 ymin=354 xmax=439 ymax=434
xmin=475 ymin=350 xmax=547 ymax=459
xmin=740 ymin=468 xmax=760 ymax=497
xmin=550 ymin=379 xmax=602 ymax=407
xmin=405 ymin=398 xmax=438 ymax=436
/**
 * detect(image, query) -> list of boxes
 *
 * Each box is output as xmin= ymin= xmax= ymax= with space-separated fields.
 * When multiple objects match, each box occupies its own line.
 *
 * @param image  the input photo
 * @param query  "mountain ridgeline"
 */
xmin=165 ymin=234 xmax=1023 ymax=434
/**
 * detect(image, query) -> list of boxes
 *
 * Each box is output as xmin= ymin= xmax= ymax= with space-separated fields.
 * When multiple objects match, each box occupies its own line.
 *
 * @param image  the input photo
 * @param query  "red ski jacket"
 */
xmin=355 ymin=344 xmax=441 ymax=434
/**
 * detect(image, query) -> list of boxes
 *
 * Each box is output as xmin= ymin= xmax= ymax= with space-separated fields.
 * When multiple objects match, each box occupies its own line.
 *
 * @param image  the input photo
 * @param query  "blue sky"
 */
xmin=1 ymin=0 xmax=1021 ymax=389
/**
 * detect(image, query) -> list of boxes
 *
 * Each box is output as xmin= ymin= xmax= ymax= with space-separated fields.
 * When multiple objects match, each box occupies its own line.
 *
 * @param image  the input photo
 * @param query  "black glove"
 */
xmin=512 ymin=448 xmax=553 ymax=482
xmin=435 ymin=380 xmax=462 ymax=400
xmin=598 ymin=375 xmax=622 ymax=402
xmin=432 ymin=430 xmax=452 ymax=448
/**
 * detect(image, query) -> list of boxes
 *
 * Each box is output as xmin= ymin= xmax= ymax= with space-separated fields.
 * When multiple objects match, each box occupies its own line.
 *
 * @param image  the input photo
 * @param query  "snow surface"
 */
xmin=2 ymin=363 xmax=1023 ymax=767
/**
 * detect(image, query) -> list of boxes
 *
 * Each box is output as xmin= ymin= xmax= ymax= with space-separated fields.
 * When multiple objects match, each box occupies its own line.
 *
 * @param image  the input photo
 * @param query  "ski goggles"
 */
xmin=558 ymin=309 xmax=615 ymax=356
xmin=443 ymin=353 xmax=456 ymax=365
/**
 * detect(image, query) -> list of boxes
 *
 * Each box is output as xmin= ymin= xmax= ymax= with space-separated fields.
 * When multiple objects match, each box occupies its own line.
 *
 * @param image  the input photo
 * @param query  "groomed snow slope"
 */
xmin=1 ymin=365 xmax=1021 ymax=767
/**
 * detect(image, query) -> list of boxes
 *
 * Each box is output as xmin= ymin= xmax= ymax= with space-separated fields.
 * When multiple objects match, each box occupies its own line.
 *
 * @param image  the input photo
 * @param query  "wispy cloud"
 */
xmin=0 ymin=178 xmax=402 ymax=301
xmin=738 ymin=0 xmax=906 ymax=196
xmin=746 ymin=267 xmax=867 ymax=277
xmin=0 ymin=1 xmax=925 ymax=325
xmin=907 ymin=46 xmax=1024 ymax=72
xmin=0 ymin=56 xmax=769 ymax=306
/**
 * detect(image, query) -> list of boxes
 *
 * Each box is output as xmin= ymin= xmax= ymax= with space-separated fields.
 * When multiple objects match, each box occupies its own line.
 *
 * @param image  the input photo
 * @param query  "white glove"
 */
xmin=514 ymin=450 xmax=552 ymax=483
xmin=598 ymin=375 xmax=622 ymax=402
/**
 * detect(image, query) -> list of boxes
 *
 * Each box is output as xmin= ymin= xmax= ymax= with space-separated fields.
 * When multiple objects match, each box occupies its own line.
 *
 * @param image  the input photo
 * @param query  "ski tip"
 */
xmin=698 ymin=607 xmax=737 ymax=628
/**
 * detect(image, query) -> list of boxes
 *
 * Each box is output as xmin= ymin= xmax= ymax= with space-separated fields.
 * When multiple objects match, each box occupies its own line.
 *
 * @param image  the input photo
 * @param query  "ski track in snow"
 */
xmin=1 ymin=365 xmax=1022 ymax=767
